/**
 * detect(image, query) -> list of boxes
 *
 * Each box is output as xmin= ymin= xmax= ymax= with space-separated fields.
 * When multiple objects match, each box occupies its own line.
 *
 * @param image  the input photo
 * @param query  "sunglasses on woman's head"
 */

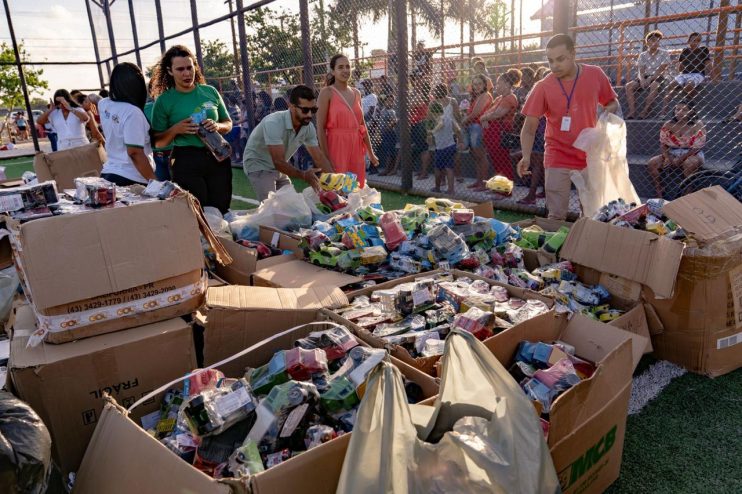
xmin=296 ymin=105 xmax=319 ymax=114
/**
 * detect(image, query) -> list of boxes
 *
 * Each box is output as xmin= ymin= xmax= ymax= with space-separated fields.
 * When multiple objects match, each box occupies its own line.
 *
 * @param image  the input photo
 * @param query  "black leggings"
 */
xmin=171 ymin=146 xmax=233 ymax=213
xmin=100 ymin=173 xmax=145 ymax=186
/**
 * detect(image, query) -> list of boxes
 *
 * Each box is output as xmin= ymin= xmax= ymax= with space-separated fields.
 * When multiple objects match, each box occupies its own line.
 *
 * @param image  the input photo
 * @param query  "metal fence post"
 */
xmin=155 ymin=0 xmax=166 ymax=54
xmin=84 ymin=0 xmax=105 ymax=88
xmin=236 ymin=0 xmax=255 ymax=136
xmin=190 ymin=0 xmax=204 ymax=70
xmin=300 ymin=0 xmax=314 ymax=89
xmin=103 ymin=0 xmax=118 ymax=65
xmin=127 ymin=0 xmax=142 ymax=68
xmin=396 ymin=0 xmax=412 ymax=192
xmin=553 ymin=0 xmax=571 ymax=35
xmin=2 ymin=0 xmax=40 ymax=152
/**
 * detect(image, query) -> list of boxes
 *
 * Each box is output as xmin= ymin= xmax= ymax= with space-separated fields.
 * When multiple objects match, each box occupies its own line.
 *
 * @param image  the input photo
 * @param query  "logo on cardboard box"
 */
xmin=88 ymin=378 xmax=139 ymax=399
xmin=558 ymin=425 xmax=617 ymax=490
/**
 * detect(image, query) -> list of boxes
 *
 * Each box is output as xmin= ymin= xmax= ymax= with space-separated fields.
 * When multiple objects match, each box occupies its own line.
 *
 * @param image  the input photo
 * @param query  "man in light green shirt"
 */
xmin=243 ymin=85 xmax=333 ymax=201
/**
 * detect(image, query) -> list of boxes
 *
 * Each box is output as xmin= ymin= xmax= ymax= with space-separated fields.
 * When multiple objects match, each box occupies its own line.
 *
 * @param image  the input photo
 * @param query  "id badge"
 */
xmin=560 ymin=116 xmax=572 ymax=132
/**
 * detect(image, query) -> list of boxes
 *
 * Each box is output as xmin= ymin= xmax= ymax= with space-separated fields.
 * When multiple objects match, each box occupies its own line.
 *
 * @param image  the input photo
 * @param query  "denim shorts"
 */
xmin=465 ymin=123 xmax=484 ymax=149
xmin=434 ymin=145 xmax=457 ymax=169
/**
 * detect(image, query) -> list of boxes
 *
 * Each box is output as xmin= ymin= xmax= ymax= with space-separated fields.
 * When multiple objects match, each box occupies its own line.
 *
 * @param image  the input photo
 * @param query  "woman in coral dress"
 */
xmin=317 ymin=54 xmax=379 ymax=187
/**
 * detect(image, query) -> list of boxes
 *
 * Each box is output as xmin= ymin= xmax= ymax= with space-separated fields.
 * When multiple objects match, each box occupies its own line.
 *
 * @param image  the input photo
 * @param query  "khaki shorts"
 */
xmin=544 ymin=167 xmax=573 ymax=220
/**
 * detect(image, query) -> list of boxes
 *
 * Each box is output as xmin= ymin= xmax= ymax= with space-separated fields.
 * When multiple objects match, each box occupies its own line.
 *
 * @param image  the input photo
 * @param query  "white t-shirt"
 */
xmin=48 ymin=108 xmax=89 ymax=149
xmin=98 ymin=98 xmax=154 ymax=184
xmin=361 ymin=93 xmax=378 ymax=118
xmin=432 ymin=102 xmax=456 ymax=150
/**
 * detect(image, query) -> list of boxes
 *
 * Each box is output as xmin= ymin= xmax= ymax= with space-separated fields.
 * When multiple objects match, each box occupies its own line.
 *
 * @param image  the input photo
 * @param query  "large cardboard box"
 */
xmin=33 ymin=141 xmax=105 ymax=189
xmin=562 ymin=187 xmax=742 ymax=376
xmin=215 ymin=225 xmax=300 ymax=285
xmin=8 ymin=303 xmax=197 ymax=476
xmin=6 ymin=192 xmax=206 ymax=343
xmin=201 ymin=284 xmax=348 ymax=373
xmin=329 ymin=269 xmax=556 ymax=375
xmin=483 ymin=313 xmax=640 ymax=494
xmin=74 ymin=319 xmax=438 ymax=494
xmin=252 ymin=259 xmax=362 ymax=290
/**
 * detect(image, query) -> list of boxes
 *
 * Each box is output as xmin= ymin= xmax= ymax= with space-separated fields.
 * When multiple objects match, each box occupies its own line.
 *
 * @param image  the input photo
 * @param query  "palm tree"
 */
xmin=445 ymin=0 xmax=503 ymax=59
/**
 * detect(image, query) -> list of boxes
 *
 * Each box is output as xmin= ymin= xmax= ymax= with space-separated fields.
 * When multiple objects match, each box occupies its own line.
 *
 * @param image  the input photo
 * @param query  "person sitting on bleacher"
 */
xmin=663 ymin=33 xmax=712 ymax=115
xmin=625 ymin=30 xmax=671 ymax=120
xmin=647 ymin=102 xmax=706 ymax=198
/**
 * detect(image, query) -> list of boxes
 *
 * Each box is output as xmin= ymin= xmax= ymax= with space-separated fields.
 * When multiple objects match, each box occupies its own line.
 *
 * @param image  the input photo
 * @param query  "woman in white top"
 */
xmin=36 ymin=89 xmax=90 ymax=151
xmin=97 ymin=62 xmax=156 ymax=186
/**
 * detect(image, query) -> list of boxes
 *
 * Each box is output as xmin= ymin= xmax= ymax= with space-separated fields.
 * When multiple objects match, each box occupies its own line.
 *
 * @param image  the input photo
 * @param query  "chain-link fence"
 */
xmin=5 ymin=0 xmax=740 ymax=215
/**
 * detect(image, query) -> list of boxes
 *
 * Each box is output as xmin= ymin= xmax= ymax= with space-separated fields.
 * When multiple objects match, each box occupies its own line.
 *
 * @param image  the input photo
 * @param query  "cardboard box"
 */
xmin=201 ymin=284 xmax=349 ymax=373
xmin=511 ymin=217 xmax=573 ymax=270
xmin=6 ymin=193 xmax=206 ymax=343
xmin=0 ymin=228 xmax=12 ymax=269
xmin=327 ymin=269 xmax=555 ymax=376
xmin=562 ymin=187 xmax=742 ymax=376
xmin=259 ymin=224 xmax=303 ymax=256
xmin=33 ymin=141 xmax=105 ymax=189
xmin=8 ymin=303 xmax=197 ymax=476
xmin=483 ymin=312 xmax=640 ymax=494
xmin=74 ymin=320 xmax=438 ymax=494
xmin=252 ymin=259 xmax=362 ymax=291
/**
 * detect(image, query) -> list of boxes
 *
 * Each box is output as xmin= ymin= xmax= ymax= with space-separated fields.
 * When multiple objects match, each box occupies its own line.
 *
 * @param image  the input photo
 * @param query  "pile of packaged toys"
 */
xmin=0 ymin=175 xmax=177 ymax=222
xmin=592 ymin=198 xmax=686 ymax=240
xmin=143 ymin=326 xmax=423 ymax=478
xmin=332 ymin=272 xmax=551 ymax=358
xmin=509 ymin=339 xmax=596 ymax=437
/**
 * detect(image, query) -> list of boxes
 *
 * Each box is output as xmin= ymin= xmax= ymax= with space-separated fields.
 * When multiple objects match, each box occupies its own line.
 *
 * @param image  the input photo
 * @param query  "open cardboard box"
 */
xmin=252 ymin=259 xmax=362 ymax=291
xmin=562 ymin=186 xmax=742 ymax=376
xmin=33 ymin=141 xmax=105 ymax=189
xmin=8 ymin=302 xmax=196 ymax=476
xmin=215 ymin=225 xmax=303 ymax=286
xmin=328 ymin=269 xmax=555 ymax=376
xmin=200 ymin=284 xmax=349 ymax=372
xmin=73 ymin=319 xmax=438 ymax=494
xmin=5 ymin=192 xmax=205 ymax=343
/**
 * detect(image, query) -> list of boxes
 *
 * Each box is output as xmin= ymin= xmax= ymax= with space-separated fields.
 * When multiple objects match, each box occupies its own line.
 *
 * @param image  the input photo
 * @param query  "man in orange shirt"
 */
xmin=518 ymin=34 xmax=619 ymax=220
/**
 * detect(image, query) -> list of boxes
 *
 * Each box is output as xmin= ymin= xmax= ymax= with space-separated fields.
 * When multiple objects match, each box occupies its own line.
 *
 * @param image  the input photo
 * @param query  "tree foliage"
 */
xmin=201 ymin=39 xmax=235 ymax=87
xmin=0 ymin=42 xmax=48 ymax=111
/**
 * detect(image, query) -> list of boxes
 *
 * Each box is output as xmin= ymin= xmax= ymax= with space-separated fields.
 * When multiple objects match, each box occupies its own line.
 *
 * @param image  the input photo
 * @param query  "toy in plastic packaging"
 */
xmin=182 ymin=378 xmax=257 ymax=437
xmin=507 ymin=299 xmax=550 ymax=325
xmin=389 ymin=252 xmax=422 ymax=274
xmin=332 ymin=346 xmax=386 ymax=390
xmin=452 ymin=306 xmax=494 ymax=340
xmin=542 ymin=226 xmax=570 ymax=254
xmin=533 ymin=358 xmax=581 ymax=392
xmin=428 ymin=223 xmax=469 ymax=265
xmin=424 ymin=197 xmax=464 ymax=213
xmin=451 ymin=208 xmax=474 ymax=225
xmin=190 ymin=109 xmax=232 ymax=162
xmin=73 ymin=177 xmax=115 ymax=207
xmin=395 ymin=280 xmax=436 ymax=315
xmin=319 ymin=190 xmax=348 ymax=212
xmin=186 ymin=368 xmax=225 ymax=396
xmin=319 ymin=172 xmax=359 ymax=194
xmin=357 ymin=204 xmax=384 ymax=224
xmin=380 ymin=212 xmax=407 ymax=250
xmin=247 ymin=380 xmax=320 ymax=452
xmin=522 ymin=377 xmax=559 ymax=413
xmin=501 ymin=242 xmax=524 ymax=268
xmin=359 ymin=245 xmax=388 ymax=265
xmin=320 ymin=376 xmax=360 ymax=413
xmin=336 ymin=249 xmax=362 ymax=271
xmin=142 ymin=180 xmax=177 ymax=199
xmin=227 ymin=437 xmax=264 ymax=477
xmin=305 ymin=424 xmax=338 ymax=450
xmin=485 ymin=174 xmax=514 ymax=195
xmin=399 ymin=205 xmax=430 ymax=232
xmin=193 ymin=419 xmax=252 ymax=477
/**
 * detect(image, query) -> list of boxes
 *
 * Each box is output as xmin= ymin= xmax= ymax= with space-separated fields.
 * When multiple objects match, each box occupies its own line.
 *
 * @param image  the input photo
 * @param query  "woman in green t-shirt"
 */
xmin=150 ymin=45 xmax=233 ymax=213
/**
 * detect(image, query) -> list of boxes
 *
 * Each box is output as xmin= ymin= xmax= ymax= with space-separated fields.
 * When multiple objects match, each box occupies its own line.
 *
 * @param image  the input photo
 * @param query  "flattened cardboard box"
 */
xmin=33 ymin=141 xmax=105 ymax=189
xmin=201 ymin=284 xmax=348 ymax=374
xmin=252 ymin=259 xmax=362 ymax=290
xmin=74 ymin=320 xmax=438 ymax=494
xmin=563 ymin=187 xmax=742 ymax=375
xmin=8 ymin=303 xmax=196 ymax=476
xmin=484 ymin=313 xmax=637 ymax=494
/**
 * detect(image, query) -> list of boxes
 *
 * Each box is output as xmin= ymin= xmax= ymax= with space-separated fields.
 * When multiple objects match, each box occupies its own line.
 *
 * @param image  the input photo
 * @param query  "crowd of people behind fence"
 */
xmin=19 ymin=28 xmax=741 ymax=210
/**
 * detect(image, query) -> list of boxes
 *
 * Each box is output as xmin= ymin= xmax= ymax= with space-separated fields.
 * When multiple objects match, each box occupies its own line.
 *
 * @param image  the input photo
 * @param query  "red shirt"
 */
xmin=522 ymin=64 xmax=617 ymax=169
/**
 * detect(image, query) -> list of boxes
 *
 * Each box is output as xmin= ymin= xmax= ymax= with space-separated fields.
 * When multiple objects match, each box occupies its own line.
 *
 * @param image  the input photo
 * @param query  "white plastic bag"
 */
xmin=202 ymin=207 xmax=231 ymax=239
xmin=0 ymin=265 xmax=18 ymax=323
xmin=571 ymin=112 xmax=640 ymax=218
xmin=302 ymin=186 xmax=382 ymax=222
xmin=229 ymin=186 xmax=312 ymax=241
xmin=336 ymin=329 xmax=560 ymax=494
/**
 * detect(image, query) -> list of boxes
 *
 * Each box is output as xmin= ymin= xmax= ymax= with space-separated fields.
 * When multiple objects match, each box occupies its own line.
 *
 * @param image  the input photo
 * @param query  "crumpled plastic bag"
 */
xmin=228 ymin=186 xmax=312 ymax=241
xmin=303 ymin=186 xmax=381 ymax=222
xmin=336 ymin=329 xmax=560 ymax=494
xmin=202 ymin=207 xmax=231 ymax=239
xmin=0 ymin=391 xmax=52 ymax=494
xmin=0 ymin=265 xmax=18 ymax=323
xmin=571 ymin=112 xmax=640 ymax=218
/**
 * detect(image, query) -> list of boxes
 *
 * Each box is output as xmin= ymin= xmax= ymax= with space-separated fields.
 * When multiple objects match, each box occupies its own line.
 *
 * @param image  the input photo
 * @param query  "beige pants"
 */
xmin=544 ymin=167 xmax=573 ymax=220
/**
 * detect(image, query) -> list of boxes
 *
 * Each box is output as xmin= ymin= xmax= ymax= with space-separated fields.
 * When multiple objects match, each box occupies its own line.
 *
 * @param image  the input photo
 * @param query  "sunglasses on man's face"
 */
xmin=295 ymin=105 xmax=319 ymax=114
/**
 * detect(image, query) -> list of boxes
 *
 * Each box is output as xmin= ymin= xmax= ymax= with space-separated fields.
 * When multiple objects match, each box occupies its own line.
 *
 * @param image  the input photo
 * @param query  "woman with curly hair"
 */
xmin=150 ymin=45 xmax=233 ymax=213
